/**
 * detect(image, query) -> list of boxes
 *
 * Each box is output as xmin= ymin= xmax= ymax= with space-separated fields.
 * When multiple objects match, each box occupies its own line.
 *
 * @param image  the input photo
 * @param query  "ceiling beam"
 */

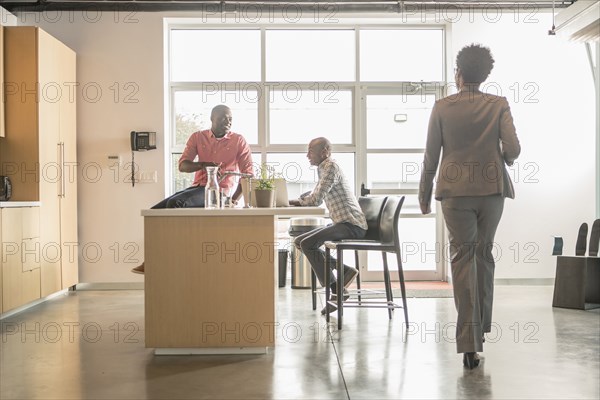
xmin=0 ymin=0 xmax=575 ymax=13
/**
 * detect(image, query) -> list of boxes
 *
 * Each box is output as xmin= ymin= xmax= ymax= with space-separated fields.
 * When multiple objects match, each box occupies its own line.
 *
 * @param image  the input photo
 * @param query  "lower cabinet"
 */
xmin=1 ymin=207 xmax=42 ymax=313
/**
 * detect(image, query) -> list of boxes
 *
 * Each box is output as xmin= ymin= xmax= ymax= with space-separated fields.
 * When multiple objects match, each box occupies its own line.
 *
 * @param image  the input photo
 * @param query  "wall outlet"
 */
xmin=139 ymin=170 xmax=158 ymax=183
xmin=124 ymin=170 xmax=157 ymax=184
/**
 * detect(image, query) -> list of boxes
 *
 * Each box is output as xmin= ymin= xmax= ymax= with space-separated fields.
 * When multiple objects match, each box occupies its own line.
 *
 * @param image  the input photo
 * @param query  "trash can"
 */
xmin=278 ymin=249 xmax=288 ymax=288
xmin=288 ymin=217 xmax=327 ymax=289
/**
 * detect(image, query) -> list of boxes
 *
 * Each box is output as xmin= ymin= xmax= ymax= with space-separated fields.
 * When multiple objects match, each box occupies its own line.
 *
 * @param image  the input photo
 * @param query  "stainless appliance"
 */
xmin=0 ymin=176 xmax=12 ymax=201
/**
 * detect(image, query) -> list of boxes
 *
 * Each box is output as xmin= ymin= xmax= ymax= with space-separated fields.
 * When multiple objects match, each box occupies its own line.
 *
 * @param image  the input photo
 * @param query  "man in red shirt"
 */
xmin=152 ymin=104 xmax=253 ymax=209
xmin=132 ymin=104 xmax=254 ymax=274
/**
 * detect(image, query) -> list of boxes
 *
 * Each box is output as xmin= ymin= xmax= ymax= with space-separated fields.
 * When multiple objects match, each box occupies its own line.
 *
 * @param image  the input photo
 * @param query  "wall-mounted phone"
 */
xmin=130 ymin=131 xmax=156 ymax=151
xmin=130 ymin=131 xmax=156 ymax=187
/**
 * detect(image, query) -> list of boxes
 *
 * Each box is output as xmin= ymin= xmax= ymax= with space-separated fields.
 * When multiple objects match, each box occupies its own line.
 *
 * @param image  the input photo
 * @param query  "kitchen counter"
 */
xmin=143 ymin=206 xmax=326 ymax=355
xmin=0 ymin=201 xmax=41 ymax=208
xmin=141 ymin=206 xmax=326 ymax=217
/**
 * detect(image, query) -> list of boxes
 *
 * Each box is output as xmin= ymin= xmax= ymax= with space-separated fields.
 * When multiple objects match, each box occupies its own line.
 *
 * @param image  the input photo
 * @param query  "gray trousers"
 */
xmin=294 ymin=223 xmax=366 ymax=292
xmin=441 ymin=195 xmax=504 ymax=354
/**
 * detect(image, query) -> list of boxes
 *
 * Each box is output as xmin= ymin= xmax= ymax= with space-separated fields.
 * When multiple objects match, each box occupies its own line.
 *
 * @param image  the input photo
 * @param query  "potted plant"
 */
xmin=254 ymin=164 xmax=275 ymax=208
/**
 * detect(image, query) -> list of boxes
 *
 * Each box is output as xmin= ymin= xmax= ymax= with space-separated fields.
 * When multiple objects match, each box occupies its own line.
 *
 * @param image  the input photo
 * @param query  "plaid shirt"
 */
xmin=299 ymin=158 xmax=367 ymax=230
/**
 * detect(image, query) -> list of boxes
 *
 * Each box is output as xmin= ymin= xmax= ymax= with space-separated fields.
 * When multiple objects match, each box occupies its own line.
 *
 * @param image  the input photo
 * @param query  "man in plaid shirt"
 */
xmin=291 ymin=137 xmax=368 ymax=315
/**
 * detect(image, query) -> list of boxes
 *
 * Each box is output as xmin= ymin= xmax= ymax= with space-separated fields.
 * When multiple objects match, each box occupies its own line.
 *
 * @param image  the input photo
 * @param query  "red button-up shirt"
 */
xmin=179 ymin=129 xmax=254 ymax=189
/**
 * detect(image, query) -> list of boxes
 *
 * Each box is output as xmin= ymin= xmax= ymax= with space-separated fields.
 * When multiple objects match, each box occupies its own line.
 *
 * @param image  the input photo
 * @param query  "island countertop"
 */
xmin=141 ymin=206 xmax=326 ymax=217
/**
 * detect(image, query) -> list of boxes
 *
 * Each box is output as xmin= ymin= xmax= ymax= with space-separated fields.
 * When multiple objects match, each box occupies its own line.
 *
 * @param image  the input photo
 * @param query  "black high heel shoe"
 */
xmin=463 ymin=352 xmax=480 ymax=369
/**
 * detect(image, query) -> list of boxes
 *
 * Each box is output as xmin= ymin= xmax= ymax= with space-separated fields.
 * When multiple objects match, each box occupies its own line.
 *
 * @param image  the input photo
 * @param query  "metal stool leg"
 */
xmin=337 ymin=250 xmax=344 ymax=330
xmin=382 ymin=252 xmax=393 ymax=319
xmin=311 ymin=269 xmax=317 ymax=311
xmin=354 ymin=250 xmax=362 ymax=304
xmin=325 ymin=248 xmax=331 ymax=323
xmin=396 ymin=251 xmax=409 ymax=326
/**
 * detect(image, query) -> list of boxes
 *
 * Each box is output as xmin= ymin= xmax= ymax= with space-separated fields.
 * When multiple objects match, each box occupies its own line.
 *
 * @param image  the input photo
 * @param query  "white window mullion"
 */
xmin=259 ymin=27 xmax=267 ymax=164
xmin=354 ymin=27 xmax=365 ymax=197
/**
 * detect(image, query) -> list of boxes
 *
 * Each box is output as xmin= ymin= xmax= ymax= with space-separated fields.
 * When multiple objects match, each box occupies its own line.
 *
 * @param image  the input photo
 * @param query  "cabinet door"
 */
xmin=59 ymin=41 xmax=78 ymax=289
xmin=38 ymin=29 xmax=63 ymax=296
xmin=21 ymin=208 xmax=41 ymax=302
xmin=21 ymin=207 xmax=40 ymax=272
xmin=1 ymin=26 xmax=5 ymax=138
xmin=0 ymin=211 xmax=3 ymax=312
xmin=1 ymin=208 xmax=41 ymax=312
xmin=2 ymin=208 xmax=23 ymax=311
xmin=19 ymin=206 xmax=42 ymax=305
xmin=21 ymin=268 xmax=41 ymax=305
xmin=21 ymin=206 xmax=40 ymax=239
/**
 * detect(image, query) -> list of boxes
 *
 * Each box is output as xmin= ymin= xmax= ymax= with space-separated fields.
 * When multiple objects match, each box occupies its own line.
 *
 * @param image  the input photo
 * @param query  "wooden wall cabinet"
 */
xmin=1 ymin=207 xmax=41 ymax=312
xmin=1 ymin=25 xmax=5 ymax=138
xmin=1 ymin=26 xmax=78 ymax=313
xmin=0 ymin=211 xmax=2 ymax=312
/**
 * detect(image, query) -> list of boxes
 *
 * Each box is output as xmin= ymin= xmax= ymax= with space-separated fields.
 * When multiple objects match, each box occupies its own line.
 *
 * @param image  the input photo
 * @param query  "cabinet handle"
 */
xmin=61 ymin=142 xmax=66 ymax=198
xmin=57 ymin=143 xmax=63 ymax=197
xmin=57 ymin=142 xmax=65 ymax=198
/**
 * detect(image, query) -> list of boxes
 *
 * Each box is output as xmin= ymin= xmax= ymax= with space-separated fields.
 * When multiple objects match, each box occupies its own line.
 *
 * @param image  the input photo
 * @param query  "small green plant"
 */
xmin=255 ymin=163 xmax=275 ymax=190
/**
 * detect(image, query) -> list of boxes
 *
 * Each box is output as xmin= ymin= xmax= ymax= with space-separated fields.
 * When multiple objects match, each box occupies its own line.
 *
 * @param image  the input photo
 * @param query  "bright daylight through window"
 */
xmin=168 ymin=26 xmax=445 ymax=278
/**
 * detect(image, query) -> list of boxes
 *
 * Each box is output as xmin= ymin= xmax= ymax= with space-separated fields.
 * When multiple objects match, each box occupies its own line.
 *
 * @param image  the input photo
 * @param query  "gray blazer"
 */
xmin=419 ymin=91 xmax=521 ymax=212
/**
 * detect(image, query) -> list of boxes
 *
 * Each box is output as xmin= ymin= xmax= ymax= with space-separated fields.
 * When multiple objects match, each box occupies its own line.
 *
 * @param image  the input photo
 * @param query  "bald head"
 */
xmin=307 ymin=137 xmax=332 ymax=166
xmin=310 ymin=137 xmax=331 ymax=154
xmin=210 ymin=105 xmax=232 ymax=137
xmin=211 ymin=104 xmax=231 ymax=119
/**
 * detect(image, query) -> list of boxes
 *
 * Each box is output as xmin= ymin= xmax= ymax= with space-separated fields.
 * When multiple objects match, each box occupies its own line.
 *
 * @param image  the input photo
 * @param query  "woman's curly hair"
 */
xmin=456 ymin=44 xmax=495 ymax=84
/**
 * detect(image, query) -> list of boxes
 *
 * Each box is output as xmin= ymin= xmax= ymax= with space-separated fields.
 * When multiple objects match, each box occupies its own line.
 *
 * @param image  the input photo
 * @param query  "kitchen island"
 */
xmin=142 ymin=207 xmax=325 ymax=355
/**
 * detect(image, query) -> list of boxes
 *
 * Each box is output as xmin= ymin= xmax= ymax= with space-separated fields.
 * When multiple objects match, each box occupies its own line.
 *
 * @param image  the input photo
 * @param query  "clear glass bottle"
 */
xmin=204 ymin=166 xmax=220 ymax=209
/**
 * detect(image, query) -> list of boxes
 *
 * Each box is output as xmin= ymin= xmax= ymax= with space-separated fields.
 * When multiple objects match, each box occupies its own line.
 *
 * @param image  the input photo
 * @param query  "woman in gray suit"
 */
xmin=419 ymin=44 xmax=521 ymax=369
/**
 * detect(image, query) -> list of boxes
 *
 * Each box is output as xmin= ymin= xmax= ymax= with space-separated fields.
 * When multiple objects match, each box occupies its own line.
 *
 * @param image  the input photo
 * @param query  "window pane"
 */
xmin=173 ymin=152 xmax=261 ymax=195
xmin=401 ymin=194 xmax=436 ymax=214
xmin=266 ymin=153 xmax=355 ymax=199
xmin=366 ymin=95 xmax=435 ymax=149
xmin=360 ymin=30 xmax=443 ymax=82
xmin=367 ymin=217 xmax=437 ymax=271
xmin=270 ymin=90 xmax=352 ymax=144
xmin=366 ymin=153 xmax=423 ymax=190
xmin=174 ymin=91 xmax=259 ymax=146
xmin=171 ymin=153 xmax=194 ymax=193
xmin=266 ymin=30 xmax=355 ymax=81
xmin=171 ymin=30 xmax=261 ymax=82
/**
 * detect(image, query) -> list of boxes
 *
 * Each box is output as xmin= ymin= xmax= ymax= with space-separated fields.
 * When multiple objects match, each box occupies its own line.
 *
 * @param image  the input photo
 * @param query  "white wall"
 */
xmin=15 ymin=9 xmax=596 ymax=283
xmin=18 ymin=12 xmax=167 ymax=283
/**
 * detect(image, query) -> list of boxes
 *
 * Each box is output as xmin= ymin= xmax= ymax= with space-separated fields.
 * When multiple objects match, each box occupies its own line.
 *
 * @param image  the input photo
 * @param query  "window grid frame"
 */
xmin=167 ymin=23 xmax=448 ymax=281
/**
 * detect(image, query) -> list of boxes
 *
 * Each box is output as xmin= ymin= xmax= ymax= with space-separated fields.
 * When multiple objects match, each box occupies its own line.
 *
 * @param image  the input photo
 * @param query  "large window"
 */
xmin=266 ymin=30 xmax=355 ymax=81
xmin=269 ymin=89 xmax=353 ymax=145
xmin=168 ymin=25 xmax=446 ymax=280
xmin=171 ymin=30 xmax=261 ymax=82
xmin=359 ymin=29 xmax=443 ymax=81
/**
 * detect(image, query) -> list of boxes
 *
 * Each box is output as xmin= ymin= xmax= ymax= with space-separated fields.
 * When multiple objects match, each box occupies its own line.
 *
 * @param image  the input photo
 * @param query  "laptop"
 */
xmin=241 ymin=178 xmax=290 ymax=207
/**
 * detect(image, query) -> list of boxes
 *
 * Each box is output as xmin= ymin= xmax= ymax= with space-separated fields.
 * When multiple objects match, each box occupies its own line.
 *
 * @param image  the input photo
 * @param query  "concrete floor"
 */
xmin=1 ymin=285 xmax=599 ymax=399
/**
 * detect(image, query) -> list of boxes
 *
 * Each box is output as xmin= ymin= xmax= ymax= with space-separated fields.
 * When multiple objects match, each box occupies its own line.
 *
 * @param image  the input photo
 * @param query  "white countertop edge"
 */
xmin=141 ymin=207 xmax=326 ymax=217
xmin=0 ymin=201 xmax=41 ymax=208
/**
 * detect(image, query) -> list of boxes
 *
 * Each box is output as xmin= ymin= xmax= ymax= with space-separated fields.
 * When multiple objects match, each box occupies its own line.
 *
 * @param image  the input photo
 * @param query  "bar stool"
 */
xmin=324 ymin=196 xmax=408 ymax=330
xmin=310 ymin=196 xmax=388 ymax=310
